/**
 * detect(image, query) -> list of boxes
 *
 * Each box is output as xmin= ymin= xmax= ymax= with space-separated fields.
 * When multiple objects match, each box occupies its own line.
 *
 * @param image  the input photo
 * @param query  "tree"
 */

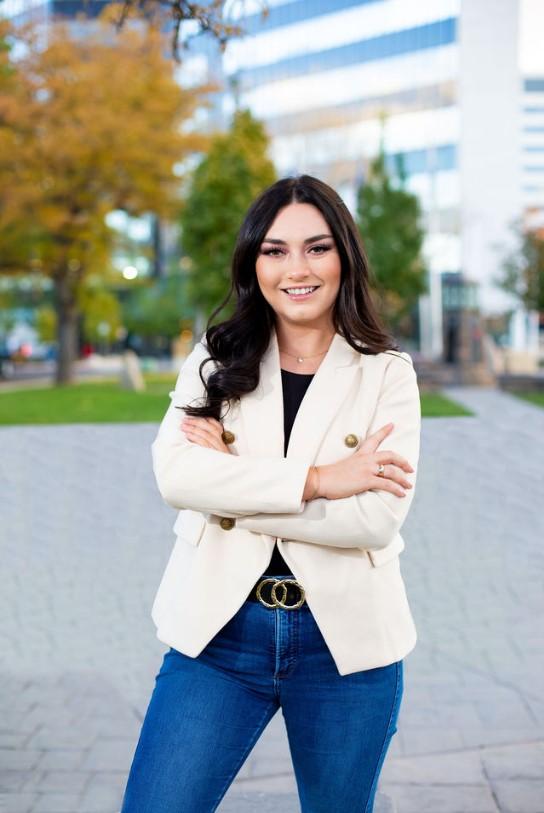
xmin=0 ymin=19 xmax=13 ymax=81
xmin=0 ymin=19 xmax=29 ymax=273
xmin=107 ymin=0 xmax=269 ymax=61
xmin=0 ymin=288 xmax=17 ymax=341
xmin=356 ymin=141 xmax=427 ymax=332
xmin=35 ymin=305 xmax=57 ymax=344
xmin=1 ymin=1 xmax=270 ymax=61
xmin=180 ymin=107 xmax=276 ymax=323
xmin=496 ymin=218 xmax=544 ymax=314
xmin=122 ymin=270 xmax=191 ymax=339
xmin=78 ymin=282 xmax=123 ymax=348
xmin=0 ymin=9 xmax=216 ymax=383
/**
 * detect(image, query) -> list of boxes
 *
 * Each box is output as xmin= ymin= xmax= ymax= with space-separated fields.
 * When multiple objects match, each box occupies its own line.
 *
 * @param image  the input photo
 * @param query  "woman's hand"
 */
xmin=180 ymin=416 xmax=233 ymax=454
xmin=315 ymin=422 xmax=415 ymax=501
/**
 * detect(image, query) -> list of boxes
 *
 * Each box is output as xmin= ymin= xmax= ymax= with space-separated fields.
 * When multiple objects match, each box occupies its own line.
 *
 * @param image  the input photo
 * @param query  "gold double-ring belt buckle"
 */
xmin=256 ymin=577 xmax=306 ymax=609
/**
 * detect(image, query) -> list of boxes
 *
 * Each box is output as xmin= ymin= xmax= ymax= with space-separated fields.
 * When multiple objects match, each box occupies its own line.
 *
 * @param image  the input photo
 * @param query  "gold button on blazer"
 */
xmin=344 ymin=433 xmax=359 ymax=448
xmin=150 ymin=326 xmax=421 ymax=675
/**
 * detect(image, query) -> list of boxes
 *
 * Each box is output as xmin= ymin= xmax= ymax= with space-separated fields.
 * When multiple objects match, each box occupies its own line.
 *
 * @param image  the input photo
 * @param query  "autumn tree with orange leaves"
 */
xmin=0 ymin=6 xmax=217 ymax=383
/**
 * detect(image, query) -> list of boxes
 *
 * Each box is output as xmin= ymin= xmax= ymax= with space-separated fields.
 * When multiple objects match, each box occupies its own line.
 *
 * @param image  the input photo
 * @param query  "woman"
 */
xmin=121 ymin=174 xmax=421 ymax=813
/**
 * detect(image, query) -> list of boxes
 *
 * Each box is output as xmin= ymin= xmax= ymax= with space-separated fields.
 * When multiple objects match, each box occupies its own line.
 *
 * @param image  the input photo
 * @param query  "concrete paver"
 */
xmin=1 ymin=384 xmax=543 ymax=812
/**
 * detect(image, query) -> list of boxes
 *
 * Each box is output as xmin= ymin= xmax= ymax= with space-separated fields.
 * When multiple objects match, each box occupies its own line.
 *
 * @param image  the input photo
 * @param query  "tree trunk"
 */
xmin=151 ymin=214 xmax=165 ymax=279
xmin=54 ymin=273 xmax=79 ymax=385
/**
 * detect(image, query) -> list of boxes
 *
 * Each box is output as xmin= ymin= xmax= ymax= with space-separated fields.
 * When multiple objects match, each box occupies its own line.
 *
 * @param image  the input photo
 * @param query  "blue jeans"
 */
xmin=121 ymin=580 xmax=403 ymax=812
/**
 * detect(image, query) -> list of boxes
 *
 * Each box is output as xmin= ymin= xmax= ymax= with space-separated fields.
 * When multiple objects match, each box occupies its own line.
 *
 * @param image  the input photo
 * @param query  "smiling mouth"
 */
xmin=281 ymin=286 xmax=320 ymax=297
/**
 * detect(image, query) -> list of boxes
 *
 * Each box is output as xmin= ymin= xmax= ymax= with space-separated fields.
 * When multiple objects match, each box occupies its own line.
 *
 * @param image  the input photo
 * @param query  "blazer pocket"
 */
xmin=365 ymin=534 xmax=405 ymax=567
xmin=172 ymin=509 xmax=207 ymax=547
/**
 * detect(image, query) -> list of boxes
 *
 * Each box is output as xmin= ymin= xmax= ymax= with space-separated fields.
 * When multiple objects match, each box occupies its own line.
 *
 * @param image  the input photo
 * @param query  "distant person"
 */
xmin=121 ymin=174 xmax=421 ymax=813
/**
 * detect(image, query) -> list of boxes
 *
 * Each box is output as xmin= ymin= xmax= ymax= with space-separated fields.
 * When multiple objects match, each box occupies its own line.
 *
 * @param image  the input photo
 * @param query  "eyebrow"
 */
xmin=261 ymin=233 xmax=333 ymax=245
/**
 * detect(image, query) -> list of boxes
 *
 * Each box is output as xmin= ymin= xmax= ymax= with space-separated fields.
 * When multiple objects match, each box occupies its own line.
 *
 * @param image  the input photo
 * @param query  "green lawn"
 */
xmin=0 ymin=375 xmax=476 ymax=424
xmin=0 ymin=374 xmax=179 ymax=425
xmin=512 ymin=391 xmax=544 ymax=409
xmin=419 ymin=391 xmax=474 ymax=417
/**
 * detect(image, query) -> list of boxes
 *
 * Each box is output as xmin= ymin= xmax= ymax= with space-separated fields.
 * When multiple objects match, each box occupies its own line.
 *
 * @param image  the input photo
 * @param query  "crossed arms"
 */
xmin=151 ymin=340 xmax=421 ymax=551
xmin=151 ymin=340 xmax=309 ymax=517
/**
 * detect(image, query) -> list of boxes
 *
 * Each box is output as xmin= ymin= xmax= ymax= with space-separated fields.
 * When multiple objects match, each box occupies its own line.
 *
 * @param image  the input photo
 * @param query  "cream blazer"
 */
xmin=150 ymin=325 xmax=421 ymax=675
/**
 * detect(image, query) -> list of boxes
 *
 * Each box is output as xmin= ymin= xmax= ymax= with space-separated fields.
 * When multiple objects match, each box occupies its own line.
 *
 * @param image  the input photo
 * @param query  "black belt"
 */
xmin=247 ymin=575 xmax=306 ymax=609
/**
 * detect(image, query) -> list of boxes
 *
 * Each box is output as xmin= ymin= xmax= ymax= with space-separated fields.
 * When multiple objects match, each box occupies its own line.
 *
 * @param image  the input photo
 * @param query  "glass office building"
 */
xmin=220 ymin=0 xmax=544 ymax=353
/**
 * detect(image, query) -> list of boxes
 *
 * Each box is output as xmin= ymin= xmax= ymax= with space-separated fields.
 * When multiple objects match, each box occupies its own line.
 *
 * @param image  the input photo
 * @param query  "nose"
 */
xmin=287 ymin=251 xmax=312 ymax=277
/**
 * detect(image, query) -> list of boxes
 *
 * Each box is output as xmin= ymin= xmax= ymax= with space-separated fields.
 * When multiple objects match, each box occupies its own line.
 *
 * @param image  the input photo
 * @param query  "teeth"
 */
xmin=285 ymin=286 xmax=317 ymax=295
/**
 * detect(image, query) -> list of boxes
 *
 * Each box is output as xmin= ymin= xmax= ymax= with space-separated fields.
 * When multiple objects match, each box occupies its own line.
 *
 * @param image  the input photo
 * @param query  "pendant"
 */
xmin=297 ymin=357 xmax=304 ymax=363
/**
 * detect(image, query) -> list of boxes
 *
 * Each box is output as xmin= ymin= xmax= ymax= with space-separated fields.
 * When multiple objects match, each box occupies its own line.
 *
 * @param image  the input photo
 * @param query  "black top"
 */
xmin=263 ymin=368 xmax=315 ymax=576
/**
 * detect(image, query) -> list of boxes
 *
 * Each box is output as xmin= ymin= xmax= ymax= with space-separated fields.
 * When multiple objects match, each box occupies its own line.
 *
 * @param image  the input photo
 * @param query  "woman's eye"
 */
xmin=261 ymin=244 xmax=331 ymax=257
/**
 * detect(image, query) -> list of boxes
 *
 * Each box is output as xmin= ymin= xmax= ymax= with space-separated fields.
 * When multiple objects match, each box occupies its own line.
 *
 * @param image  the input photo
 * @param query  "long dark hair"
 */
xmin=182 ymin=173 xmax=400 ymax=420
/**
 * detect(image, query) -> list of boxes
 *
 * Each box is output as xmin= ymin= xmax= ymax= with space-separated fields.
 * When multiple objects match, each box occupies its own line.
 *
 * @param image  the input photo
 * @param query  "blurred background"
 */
xmin=1 ymin=2 xmax=543 ymax=812
xmin=1 ymin=0 xmax=543 ymax=413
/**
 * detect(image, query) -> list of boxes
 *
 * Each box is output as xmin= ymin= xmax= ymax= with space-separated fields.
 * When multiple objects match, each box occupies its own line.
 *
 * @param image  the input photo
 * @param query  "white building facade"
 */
xmin=219 ymin=0 xmax=544 ymax=356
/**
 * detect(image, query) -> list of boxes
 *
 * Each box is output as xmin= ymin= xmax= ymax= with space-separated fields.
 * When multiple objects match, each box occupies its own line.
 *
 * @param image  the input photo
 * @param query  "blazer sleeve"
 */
xmin=235 ymin=352 xmax=421 ymax=551
xmin=150 ymin=337 xmax=310 ymax=517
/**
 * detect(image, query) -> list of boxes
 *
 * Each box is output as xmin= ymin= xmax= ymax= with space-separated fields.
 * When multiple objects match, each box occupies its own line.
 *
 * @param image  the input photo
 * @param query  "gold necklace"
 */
xmin=279 ymin=339 xmax=333 ymax=364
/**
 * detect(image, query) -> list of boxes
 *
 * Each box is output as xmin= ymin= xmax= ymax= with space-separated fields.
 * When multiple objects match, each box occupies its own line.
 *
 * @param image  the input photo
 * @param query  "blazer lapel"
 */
xmin=239 ymin=326 xmax=362 ymax=465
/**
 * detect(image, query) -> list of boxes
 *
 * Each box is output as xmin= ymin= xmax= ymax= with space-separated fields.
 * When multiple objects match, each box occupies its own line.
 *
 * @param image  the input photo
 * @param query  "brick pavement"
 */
xmin=1 ymin=385 xmax=543 ymax=812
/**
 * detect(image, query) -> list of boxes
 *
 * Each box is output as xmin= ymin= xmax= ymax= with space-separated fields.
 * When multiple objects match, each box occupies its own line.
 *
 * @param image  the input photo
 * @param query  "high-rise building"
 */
xmin=220 ymin=0 xmax=544 ymax=356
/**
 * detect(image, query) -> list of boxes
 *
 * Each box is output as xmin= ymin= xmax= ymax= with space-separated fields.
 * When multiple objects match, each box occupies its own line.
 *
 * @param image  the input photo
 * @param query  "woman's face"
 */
xmin=255 ymin=202 xmax=342 ymax=329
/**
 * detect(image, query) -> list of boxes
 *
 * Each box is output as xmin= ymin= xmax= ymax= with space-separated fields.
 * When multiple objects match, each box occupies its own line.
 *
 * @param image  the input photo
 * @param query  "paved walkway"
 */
xmin=0 ymin=385 xmax=543 ymax=813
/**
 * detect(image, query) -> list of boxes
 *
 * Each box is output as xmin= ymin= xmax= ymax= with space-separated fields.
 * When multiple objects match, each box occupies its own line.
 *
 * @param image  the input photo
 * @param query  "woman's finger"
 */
xmin=361 ymin=423 xmax=394 ymax=453
xmin=375 ymin=462 xmax=413 ymax=490
xmin=183 ymin=425 xmax=218 ymax=447
xmin=182 ymin=419 xmax=221 ymax=444
xmin=369 ymin=476 xmax=407 ymax=497
xmin=182 ymin=427 xmax=213 ymax=448
xmin=181 ymin=420 xmax=231 ymax=454
xmin=375 ymin=450 xmax=414 ymax=472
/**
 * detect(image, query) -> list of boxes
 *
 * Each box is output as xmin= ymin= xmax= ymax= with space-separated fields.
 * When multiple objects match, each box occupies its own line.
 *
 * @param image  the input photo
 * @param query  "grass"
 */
xmin=418 ymin=391 xmax=474 ymax=417
xmin=0 ymin=373 xmax=179 ymax=425
xmin=511 ymin=391 xmax=544 ymax=409
xmin=0 ymin=374 xmax=477 ymax=425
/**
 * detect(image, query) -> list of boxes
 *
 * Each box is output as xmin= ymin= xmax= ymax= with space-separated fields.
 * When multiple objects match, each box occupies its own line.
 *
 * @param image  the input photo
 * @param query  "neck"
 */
xmin=275 ymin=322 xmax=335 ymax=358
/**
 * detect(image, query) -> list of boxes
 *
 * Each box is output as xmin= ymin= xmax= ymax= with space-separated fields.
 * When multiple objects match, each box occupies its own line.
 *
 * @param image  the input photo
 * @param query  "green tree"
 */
xmin=496 ymin=219 xmax=544 ymax=313
xmin=122 ymin=270 xmax=191 ymax=339
xmin=180 ymin=107 xmax=276 ymax=324
xmin=77 ymin=283 xmax=123 ymax=347
xmin=356 ymin=141 xmax=427 ymax=332
xmin=35 ymin=304 xmax=57 ymax=344
xmin=33 ymin=277 xmax=126 ymax=347
xmin=0 ymin=287 xmax=17 ymax=339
